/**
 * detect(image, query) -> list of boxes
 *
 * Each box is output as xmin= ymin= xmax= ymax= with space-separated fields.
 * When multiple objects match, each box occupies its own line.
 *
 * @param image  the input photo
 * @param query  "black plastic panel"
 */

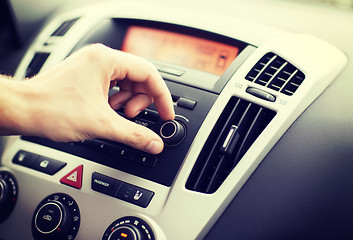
xmin=22 ymin=81 xmax=218 ymax=187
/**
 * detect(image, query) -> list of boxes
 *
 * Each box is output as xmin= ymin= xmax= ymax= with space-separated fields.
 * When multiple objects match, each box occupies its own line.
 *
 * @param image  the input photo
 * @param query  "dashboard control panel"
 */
xmin=20 ymin=79 xmax=223 ymax=187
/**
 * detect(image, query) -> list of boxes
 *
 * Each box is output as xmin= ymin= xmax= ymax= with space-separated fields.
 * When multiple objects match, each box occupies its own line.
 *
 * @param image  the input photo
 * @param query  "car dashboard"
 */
xmin=1 ymin=0 xmax=353 ymax=239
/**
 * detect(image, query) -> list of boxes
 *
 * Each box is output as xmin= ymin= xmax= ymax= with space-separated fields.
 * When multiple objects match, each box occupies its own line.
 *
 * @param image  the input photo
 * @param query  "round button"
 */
xmin=159 ymin=120 xmax=186 ymax=146
xmin=35 ymin=202 xmax=63 ymax=234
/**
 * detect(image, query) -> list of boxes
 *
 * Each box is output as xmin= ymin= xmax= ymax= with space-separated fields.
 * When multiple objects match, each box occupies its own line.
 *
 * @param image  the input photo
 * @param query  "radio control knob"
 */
xmin=159 ymin=120 xmax=186 ymax=146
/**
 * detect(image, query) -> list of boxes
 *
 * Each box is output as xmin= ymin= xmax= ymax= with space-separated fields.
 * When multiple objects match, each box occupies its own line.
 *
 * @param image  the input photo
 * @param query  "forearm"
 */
xmin=0 ymin=76 xmax=30 ymax=136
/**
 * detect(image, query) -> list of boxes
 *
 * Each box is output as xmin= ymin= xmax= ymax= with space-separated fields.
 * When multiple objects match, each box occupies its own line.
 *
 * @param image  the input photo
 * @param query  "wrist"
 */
xmin=0 ymin=77 xmax=34 ymax=136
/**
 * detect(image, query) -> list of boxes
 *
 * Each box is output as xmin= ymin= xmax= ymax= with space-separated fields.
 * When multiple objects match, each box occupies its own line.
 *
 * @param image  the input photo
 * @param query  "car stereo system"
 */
xmin=20 ymin=18 xmax=253 ymax=190
xmin=0 ymin=2 xmax=347 ymax=240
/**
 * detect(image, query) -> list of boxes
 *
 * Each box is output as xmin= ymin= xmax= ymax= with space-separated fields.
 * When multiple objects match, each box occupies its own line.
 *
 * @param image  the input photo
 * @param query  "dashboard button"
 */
xmin=133 ymin=153 xmax=157 ymax=167
xmin=33 ymin=156 xmax=67 ymax=175
xmin=177 ymin=97 xmax=197 ymax=110
xmin=91 ymin=172 xmax=122 ymax=197
xmin=110 ymin=145 xmax=134 ymax=160
xmin=12 ymin=150 xmax=38 ymax=168
xmin=116 ymin=183 xmax=154 ymax=208
xmin=136 ymin=109 xmax=160 ymax=122
xmin=60 ymin=165 xmax=83 ymax=189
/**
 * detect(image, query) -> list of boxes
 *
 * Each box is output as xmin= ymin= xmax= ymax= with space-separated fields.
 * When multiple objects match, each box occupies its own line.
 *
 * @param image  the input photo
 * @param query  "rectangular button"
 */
xmin=91 ymin=172 xmax=122 ymax=197
xmin=12 ymin=150 xmax=38 ymax=168
xmin=132 ymin=153 xmax=157 ymax=168
xmin=92 ymin=140 xmax=115 ymax=154
xmin=116 ymin=183 xmax=154 ymax=208
xmin=75 ymin=139 xmax=96 ymax=148
xmin=177 ymin=97 xmax=197 ymax=110
xmin=156 ymin=65 xmax=185 ymax=76
xmin=110 ymin=146 xmax=134 ymax=160
xmin=136 ymin=109 xmax=160 ymax=122
xmin=33 ymin=156 xmax=67 ymax=175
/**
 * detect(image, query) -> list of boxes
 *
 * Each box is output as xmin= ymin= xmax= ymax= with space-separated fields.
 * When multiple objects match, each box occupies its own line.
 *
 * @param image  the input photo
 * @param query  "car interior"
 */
xmin=1 ymin=0 xmax=353 ymax=239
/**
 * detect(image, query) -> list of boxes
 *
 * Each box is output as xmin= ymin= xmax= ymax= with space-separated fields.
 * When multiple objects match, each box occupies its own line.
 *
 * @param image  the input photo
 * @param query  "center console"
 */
xmin=0 ymin=1 xmax=347 ymax=239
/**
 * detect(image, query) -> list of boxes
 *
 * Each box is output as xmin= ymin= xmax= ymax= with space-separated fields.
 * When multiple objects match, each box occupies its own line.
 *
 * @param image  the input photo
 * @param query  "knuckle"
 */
xmin=82 ymin=44 xmax=107 ymax=60
xmin=126 ymin=130 xmax=146 ymax=147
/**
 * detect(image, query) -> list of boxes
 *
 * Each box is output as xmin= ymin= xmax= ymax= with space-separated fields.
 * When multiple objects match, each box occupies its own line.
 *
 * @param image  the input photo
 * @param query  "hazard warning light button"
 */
xmin=60 ymin=165 xmax=83 ymax=189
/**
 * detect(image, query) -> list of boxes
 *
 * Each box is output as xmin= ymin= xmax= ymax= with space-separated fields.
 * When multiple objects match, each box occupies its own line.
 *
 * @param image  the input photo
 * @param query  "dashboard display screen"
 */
xmin=121 ymin=26 xmax=239 ymax=76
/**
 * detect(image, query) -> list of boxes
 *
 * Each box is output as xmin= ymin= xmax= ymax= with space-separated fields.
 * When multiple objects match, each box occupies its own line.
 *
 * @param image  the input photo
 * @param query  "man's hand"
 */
xmin=1 ymin=44 xmax=175 ymax=154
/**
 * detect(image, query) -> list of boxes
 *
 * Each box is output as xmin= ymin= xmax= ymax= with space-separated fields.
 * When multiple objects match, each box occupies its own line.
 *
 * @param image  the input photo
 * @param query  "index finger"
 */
xmin=105 ymin=47 xmax=175 ymax=120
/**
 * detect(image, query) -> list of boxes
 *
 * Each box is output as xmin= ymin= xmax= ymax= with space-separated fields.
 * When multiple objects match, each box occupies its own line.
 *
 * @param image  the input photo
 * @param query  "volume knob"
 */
xmin=159 ymin=120 xmax=186 ymax=146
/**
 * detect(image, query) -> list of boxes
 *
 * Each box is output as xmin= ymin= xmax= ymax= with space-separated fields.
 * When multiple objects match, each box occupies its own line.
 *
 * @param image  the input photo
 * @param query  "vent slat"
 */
xmin=205 ymin=155 xmax=228 ymax=193
xmin=186 ymin=97 xmax=276 ymax=193
xmin=190 ymin=98 xmax=241 ymax=191
xmin=245 ymin=52 xmax=305 ymax=96
xmin=232 ymin=107 xmax=266 ymax=167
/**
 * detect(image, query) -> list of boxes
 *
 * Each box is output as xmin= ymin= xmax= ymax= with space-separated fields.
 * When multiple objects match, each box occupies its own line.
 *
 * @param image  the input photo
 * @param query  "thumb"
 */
xmin=103 ymin=112 xmax=164 ymax=155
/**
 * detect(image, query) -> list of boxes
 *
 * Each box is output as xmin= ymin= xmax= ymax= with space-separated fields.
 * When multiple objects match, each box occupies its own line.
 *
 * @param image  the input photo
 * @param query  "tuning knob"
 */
xmin=32 ymin=193 xmax=80 ymax=240
xmin=0 ymin=171 xmax=17 ymax=223
xmin=159 ymin=120 xmax=186 ymax=146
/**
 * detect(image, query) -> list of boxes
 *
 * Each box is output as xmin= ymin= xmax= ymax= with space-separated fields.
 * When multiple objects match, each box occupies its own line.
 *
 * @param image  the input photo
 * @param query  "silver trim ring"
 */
xmin=160 ymin=121 xmax=177 ymax=139
xmin=35 ymin=201 xmax=63 ymax=234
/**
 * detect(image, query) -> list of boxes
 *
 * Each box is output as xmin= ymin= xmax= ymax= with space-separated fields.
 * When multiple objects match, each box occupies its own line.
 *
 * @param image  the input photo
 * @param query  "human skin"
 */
xmin=0 ymin=44 xmax=175 ymax=154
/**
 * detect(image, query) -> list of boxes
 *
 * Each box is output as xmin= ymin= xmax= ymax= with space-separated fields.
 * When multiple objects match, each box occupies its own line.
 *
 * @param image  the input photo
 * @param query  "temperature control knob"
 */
xmin=0 ymin=171 xmax=17 ymax=223
xmin=159 ymin=120 xmax=186 ymax=146
xmin=102 ymin=216 xmax=154 ymax=240
xmin=32 ymin=193 xmax=80 ymax=240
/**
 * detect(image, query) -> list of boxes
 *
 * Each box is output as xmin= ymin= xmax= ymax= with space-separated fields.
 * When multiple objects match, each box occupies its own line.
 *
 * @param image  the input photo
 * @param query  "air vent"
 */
xmin=51 ymin=18 xmax=79 ymax=36
xmin=245 ymin=52 xmax=305 ymax=96
xmin=186 ymin=97 xmax=276 ymax=193
xmin=25 ymin=52 xmax=50 ymax=78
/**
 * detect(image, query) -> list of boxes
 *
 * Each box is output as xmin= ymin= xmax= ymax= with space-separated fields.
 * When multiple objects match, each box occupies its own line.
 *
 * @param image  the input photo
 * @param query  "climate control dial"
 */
xmin=0 ymin=171 xmax=17 ymax=223
xmin=102 ymin=216 xmax=154 ymax=240
xmin=32 ymin=193 xmax=80 ymax=240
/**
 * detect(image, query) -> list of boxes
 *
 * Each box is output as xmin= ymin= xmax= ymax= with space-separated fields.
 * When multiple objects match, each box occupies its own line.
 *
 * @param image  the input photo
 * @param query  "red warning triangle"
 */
xmin=60 ymin=165 xmax=83 ymax=189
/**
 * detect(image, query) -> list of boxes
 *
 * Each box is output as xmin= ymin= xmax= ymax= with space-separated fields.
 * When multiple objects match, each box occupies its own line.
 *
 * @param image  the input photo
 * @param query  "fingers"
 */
xmin=103 ymin=110 xmax=164 ymax=154
xmin=123 ymin=94 xmax=153 ymax=118
xmin=105 ymin=48 xmax=175 ymax=120
xmin=109 ymin=90 xmax=133 ymax=110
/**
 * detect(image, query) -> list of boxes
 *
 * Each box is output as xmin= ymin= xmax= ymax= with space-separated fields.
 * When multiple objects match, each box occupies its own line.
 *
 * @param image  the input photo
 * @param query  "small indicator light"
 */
xmin=121 ymin=232 xmax=128 ymax=238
